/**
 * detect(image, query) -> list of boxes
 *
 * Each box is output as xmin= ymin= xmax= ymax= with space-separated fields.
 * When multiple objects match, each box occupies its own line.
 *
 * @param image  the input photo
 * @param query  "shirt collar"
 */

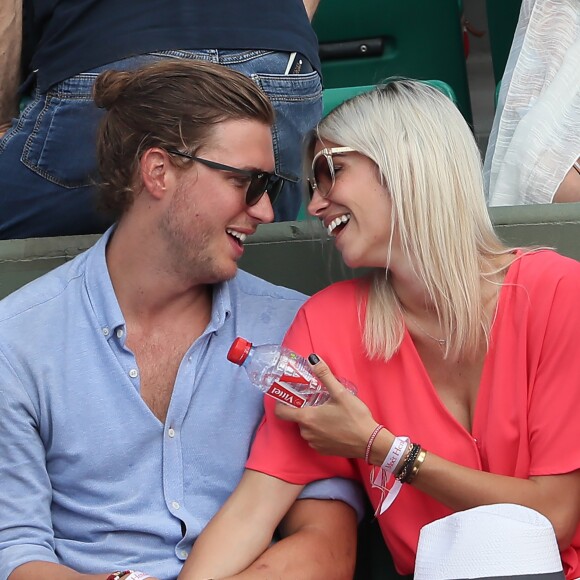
xmin=84 ymin=226 xmax=233 ymax=339
xmin=208 ymin=279 xmax=232 ymax=334
xmin=84 ymin=227 xmax=125 ymax=339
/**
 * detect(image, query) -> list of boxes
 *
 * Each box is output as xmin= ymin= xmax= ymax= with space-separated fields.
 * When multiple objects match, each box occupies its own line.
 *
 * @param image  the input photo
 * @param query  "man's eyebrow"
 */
xmin=235 ymin=165 xmax=275 ymax=175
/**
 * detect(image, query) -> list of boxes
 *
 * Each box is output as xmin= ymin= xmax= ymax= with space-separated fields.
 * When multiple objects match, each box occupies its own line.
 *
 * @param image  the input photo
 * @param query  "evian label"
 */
xmin=267 ymin=381 xmax=306 ymax=408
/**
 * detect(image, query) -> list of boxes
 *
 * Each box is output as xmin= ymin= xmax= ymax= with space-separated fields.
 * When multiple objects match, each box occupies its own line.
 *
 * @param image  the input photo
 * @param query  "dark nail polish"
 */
xmin=308 ymin=353 xmax=320 ymax=365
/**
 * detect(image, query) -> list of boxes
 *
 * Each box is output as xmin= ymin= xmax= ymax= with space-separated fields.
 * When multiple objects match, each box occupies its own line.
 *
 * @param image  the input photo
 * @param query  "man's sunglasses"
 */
xmin=308 ymin=147 xmax=356 ymax=199
xmin=167 ymin=149 xmax=297 ymax=207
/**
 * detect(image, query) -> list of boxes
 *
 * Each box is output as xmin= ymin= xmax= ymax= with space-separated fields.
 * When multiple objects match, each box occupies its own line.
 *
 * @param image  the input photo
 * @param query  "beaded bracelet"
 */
xmin=364 ymin=424 xmax=384 ymax=464
xmin=400 ymin=443 xmax=422 ymax=482
xmin=395 ymin=443 xmax=421 ymax=483
xmin=393 ymin=442 xmax=414 ymax=477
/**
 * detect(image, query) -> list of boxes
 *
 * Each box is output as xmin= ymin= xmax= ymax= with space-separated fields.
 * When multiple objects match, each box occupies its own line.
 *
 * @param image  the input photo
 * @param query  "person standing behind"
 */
xmin=0 ymin=0 xmax=323 ymax=239
xmin=0 ymin=60 xmax=360 ymax=580
xmin=484 ymin=0 xmax=580 ymax=205
xmin=0 ymin=0 xmax=21 ymax=138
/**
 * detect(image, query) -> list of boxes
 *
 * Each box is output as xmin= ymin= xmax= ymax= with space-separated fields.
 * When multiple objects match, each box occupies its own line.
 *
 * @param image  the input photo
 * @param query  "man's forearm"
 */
xmin=228 ymin=499 xmax=358 ymax=580
xmin=303 ymin=0 xmax=321 ymax=21
xmin=10 ymin=561 xmax=160 ymax=580
xmin=9 ymin=561 xmax=113 ymax=580
xmin=0 ymin=0 xmax=23 ymax=132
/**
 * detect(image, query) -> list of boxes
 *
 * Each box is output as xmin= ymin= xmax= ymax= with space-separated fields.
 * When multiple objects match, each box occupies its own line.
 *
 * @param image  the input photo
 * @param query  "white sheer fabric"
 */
xmin=483 ymin=0 xmax=580 ymax=206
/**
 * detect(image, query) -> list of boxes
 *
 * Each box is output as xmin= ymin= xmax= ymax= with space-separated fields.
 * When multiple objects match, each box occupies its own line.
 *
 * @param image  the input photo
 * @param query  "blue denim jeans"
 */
xmin=0 ymin=50 xmax=322 ymax=239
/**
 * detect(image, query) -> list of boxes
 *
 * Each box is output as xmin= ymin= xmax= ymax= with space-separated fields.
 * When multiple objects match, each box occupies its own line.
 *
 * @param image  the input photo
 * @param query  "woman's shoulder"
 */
xmin=506 ymin=249 xmax=580 ymax=304
xmin=512 ymin=249 xmax=580 ymax=281
xmin=304 ymin=277 xmax=369 ymax=310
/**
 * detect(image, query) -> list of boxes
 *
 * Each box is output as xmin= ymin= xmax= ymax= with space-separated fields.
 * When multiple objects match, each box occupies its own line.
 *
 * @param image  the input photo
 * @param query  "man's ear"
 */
xmin=140 ymin=148 xmax=174 ymax=200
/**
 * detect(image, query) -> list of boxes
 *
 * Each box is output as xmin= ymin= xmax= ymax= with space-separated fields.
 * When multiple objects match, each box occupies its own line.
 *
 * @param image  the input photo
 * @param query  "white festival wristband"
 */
xmin=124 ymin=573 xmax=153 ymax=580
xmin=381 ymin=436 xmax=410 ymax=474
xmin=370 ymin=436 xmax=410 ymax=515
xmin=372 ymin=436 xmax=410 ymax=487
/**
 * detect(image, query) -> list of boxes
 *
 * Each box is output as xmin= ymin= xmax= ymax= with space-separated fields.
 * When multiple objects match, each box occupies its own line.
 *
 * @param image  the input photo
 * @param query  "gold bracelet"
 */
xmin=405 ymin=449 xmax=427 ymax=484
xmin=396 ymin=443 xmax=421 ymax=482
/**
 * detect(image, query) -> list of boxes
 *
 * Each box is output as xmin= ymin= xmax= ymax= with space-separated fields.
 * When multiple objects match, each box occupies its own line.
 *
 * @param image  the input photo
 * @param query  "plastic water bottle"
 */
xmin=227 ymin=336 xmax=357 ymax=408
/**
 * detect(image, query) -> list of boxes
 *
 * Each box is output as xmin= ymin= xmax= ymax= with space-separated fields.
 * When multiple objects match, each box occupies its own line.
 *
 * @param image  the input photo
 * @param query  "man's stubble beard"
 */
xmin=159 ymin=185 xmax=236 ymax=286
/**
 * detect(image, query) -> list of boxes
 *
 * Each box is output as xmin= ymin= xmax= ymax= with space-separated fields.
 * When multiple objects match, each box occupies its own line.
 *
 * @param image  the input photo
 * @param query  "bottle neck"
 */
xmin=241 ymin=346 xmax=256 ymax=366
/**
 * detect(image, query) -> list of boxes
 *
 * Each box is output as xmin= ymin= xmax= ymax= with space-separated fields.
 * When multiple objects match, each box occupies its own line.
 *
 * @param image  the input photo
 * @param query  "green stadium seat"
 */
xmin=322 ymin=85 xmax=375 ymax=116
xmin=322 ymin=80 xmax=457 ymax=116
xmin=312 ymin=0 xmax=472 ymax=124
xmin=485 ymin=0 xmax=522 ymax=84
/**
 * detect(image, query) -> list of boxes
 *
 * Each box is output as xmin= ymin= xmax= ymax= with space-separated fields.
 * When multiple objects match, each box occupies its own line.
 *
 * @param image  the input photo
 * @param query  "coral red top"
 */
xmin=247 ymin=250 xmax=580 ymax=578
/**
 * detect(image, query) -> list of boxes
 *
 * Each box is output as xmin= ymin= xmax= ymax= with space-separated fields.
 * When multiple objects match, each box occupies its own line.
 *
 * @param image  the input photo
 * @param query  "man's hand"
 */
xmin=9 ymin=562 xmax=160 ymax=580
xmin=222 ymin=498 xmax=358 ymax=580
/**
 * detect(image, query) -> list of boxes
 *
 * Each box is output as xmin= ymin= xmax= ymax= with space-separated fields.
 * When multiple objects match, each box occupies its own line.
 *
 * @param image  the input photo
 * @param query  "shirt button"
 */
xmin=172 ymin=501 xmax=180 ymax=510
xmin=168 ymin=428 xmax=175 ymax=438
xmin=129 ymin=369 xmax=138 ymax=378
xmin=102 ymin=327 xmax=110 ymax=336
xmin=116 ymin=328 xmax=124 ymax=338
xmin=180 ymin=550 xmax=188 ymax=559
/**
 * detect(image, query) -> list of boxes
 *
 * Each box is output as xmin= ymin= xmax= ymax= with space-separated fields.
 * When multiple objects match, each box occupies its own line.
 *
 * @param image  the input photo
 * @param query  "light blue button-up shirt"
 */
xmin=0 ymin=229 xmax=362 ymax=580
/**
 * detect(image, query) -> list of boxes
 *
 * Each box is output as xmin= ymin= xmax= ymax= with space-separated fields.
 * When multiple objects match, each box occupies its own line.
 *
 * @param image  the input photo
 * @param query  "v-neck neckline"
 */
xmin=401 ymin=251 xmax=520 ymax=437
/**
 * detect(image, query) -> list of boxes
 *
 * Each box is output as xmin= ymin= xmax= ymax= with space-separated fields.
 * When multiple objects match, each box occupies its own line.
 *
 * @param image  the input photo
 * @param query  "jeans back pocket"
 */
xmin=21 ymin=93 xmax=103 ymax=189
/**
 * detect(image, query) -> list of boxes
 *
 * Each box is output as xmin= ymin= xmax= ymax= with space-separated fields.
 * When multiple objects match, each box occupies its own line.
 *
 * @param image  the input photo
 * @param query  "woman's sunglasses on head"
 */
xmin=308 ymin=147 xmax=356 ymax=199
xmin=167 ymin=149 xmax=298 ymax=207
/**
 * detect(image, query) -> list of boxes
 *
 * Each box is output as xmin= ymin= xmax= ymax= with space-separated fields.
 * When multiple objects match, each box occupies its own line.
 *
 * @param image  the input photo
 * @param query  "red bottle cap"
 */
xmin=227 ymin=337 xmax=252 ymax=364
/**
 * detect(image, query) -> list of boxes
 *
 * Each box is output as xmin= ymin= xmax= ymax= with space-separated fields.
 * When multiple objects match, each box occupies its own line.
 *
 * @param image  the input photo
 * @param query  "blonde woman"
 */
xmin=180 ymin=80 xmax=580 ymax=579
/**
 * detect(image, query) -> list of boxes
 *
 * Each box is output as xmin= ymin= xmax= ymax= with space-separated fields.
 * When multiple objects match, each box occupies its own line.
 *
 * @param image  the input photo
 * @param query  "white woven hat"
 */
xmin=414 ymin=504 xmax=564 ymax=579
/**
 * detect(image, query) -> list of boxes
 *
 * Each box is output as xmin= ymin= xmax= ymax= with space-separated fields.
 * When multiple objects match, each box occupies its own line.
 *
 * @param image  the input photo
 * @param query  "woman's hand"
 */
xmin=275 ymin=354 xmax=379 ymax=459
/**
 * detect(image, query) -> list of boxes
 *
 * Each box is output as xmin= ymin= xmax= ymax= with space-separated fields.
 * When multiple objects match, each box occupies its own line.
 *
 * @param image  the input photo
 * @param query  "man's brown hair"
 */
xmin=93 ymin=59 xmax=275 ymax=217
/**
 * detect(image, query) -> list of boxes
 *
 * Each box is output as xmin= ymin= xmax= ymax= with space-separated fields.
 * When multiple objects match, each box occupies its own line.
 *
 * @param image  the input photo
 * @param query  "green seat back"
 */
xmin=3 ymin=203 xmax=577 ymax=301
xmin=312 ymin=0 xmax=472 ymax=124
xmin=322 ymin=80 xmax=458 ymax=117
xmin=486 ymin=0 xmax=523 ymax=83
xmin=322 ymin=84 xmax=376 ymax=116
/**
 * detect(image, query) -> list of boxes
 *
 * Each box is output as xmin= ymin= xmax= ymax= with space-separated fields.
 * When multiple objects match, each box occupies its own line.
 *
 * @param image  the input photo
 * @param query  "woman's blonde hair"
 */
xmin=315 ymin=79 xmax=514 ymax=360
